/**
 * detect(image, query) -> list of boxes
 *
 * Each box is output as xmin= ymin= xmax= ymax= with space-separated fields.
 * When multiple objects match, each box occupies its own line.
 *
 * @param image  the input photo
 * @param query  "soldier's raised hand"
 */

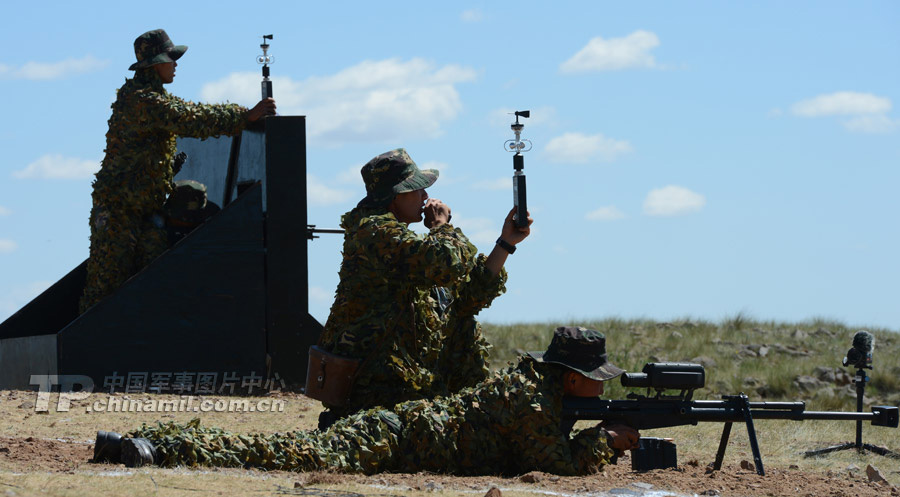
xmin=248 ymin=98 xmax=277 ymax=122
xmin=500 ymin=206 xmax=532 ymax=246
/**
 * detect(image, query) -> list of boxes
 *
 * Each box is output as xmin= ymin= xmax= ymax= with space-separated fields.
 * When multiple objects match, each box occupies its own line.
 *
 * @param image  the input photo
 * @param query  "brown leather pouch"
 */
xmin=305 ymin=345 xmax=361 ymax=407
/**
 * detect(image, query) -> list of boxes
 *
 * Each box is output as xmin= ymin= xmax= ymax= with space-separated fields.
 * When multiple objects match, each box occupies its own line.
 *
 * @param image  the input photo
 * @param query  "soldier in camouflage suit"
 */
xmin=79 ymin=29 xmax=276 ymax=313
xmin=315 ymin=149 xmax=533 ymax=424
xmin=117 ymin=327 xmax=641 ymax=475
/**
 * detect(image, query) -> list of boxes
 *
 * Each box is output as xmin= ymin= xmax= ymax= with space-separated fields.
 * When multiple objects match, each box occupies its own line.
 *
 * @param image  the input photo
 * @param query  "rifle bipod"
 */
xmin=712 ymin=393 xmax=765 ymax=475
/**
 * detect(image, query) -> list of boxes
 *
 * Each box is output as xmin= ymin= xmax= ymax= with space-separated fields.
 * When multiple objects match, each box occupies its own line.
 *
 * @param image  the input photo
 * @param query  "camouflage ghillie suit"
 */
xmin=79 ymin=68 xmax=248 ymax=313
xmin=316 ymin=204 xmax=507 ymax=419
xmin=130 ymin=358 xmax=614 ymax=475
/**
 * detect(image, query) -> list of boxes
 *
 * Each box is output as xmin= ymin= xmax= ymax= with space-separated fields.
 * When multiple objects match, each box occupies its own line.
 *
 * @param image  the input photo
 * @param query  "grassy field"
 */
xmin=484 ymin=316 xmax=900 ymax=411
xmin=0 ymin=317 xmax=897 ymax=496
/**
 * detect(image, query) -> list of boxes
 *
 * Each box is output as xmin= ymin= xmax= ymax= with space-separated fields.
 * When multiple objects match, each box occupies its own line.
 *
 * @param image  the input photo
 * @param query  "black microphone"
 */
xmin=843 ymin=330 xmax=874 ymax=369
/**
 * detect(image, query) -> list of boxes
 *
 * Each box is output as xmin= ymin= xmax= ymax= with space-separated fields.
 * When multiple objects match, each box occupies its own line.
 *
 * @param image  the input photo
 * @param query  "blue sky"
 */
xmin=1 ymin=2 xmax=898 ymax=330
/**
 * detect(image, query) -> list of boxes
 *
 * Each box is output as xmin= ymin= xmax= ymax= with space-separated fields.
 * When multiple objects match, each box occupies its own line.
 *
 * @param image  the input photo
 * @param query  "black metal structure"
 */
xmin=0 ymin=116 xmax=324 ymax=390
xmin=803 ymin=368 xmax=900 ymax=460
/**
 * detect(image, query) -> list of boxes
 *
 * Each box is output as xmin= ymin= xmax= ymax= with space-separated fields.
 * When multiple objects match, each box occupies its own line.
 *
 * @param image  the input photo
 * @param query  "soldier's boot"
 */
xmin=121 ymin=438 xmax=159 ymax=468
xmin=93 ymin=430 xmax=124 ymax=463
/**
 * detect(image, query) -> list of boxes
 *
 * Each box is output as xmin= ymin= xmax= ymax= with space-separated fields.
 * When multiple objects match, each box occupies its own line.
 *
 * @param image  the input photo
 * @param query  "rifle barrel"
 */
xmin=562 ymin=398 xmax=896 ymax=426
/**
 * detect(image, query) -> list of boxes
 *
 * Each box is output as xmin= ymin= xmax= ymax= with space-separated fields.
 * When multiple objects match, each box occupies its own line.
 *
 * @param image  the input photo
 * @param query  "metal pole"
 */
xmin=855 ymin=369 xmax=865 ymax=450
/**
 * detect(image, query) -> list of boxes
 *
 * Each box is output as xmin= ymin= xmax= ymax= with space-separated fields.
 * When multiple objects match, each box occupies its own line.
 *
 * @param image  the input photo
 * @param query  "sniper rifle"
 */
xmin=561 ymin=362 xmax=899 ymax=475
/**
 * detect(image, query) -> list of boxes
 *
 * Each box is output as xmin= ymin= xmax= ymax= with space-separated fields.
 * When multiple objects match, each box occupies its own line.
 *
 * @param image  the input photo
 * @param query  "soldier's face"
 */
xmin=155 ymin=61 xmax=177 ymax=84
xmin=563 ymin=371 xmax=605 ymax=397
xmin=389 ymin=189 xmax=428 ymax=224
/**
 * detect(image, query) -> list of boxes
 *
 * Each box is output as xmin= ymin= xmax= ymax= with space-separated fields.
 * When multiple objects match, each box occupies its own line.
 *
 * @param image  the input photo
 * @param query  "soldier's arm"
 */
xmin=502 ymin=379 xmax=615 ymax=475
xmin=138 ymin=90 xmax=249 ymax=139
xmin=510 ymin=407 xmax=615 ymax=475
xmin=451 ymin=254 xmax=508 ymax=318
xmin=361 ymin=214 xmax=476 ymax=288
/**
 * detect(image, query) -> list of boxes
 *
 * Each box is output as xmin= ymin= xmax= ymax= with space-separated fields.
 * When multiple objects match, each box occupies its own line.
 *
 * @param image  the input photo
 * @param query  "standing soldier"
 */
xmin=79 ymin=29 xmax=276 ymax=313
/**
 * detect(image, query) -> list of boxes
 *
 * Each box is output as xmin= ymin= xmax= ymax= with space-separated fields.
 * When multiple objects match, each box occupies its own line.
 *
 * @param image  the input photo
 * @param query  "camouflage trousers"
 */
xmin=326 ymin=313 xmax=492 ymax=422
xmin=132 ymin=400 xmax=475 ymax=475
xmin=79 ymin=205 xmax=168 ymax=313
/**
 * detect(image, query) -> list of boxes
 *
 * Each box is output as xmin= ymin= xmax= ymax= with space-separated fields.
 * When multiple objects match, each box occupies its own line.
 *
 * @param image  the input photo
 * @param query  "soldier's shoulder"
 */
xmin=355 ymin=212 xmax=411 ymax=240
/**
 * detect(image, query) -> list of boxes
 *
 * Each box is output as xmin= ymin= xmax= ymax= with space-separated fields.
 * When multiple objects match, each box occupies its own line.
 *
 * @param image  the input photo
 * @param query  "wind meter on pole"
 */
xmin=257 ymin=34 xmax=274 ymax=99
xmin=504 ymin=110 xmax=532 ymax=228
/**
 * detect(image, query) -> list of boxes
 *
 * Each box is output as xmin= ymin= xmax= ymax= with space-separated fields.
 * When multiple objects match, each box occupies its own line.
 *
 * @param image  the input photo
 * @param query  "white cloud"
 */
xmin=790 ymin=91 xmax=896 ymax=134
xmin=201 ymin=58 xmax=477 ymax=145
xmin=643 ymin=186 xmax=705 ymax=217
xmin=489 ymin=106 xmax=557 ymax=129
xmin=452 ymin=214 xmax=497 ymax=246
xmin=0 ymin=206 xmax=11 ymax=216
xmin=420 ymin=161 xmax=448 ymax=176
xmin=790 ymin=92 xmax=891 ymax=117
xmin=460 ymin=8 xmax=484 ymax=22
xmin=0 ymin=239 xmax=17 ymax=254
xmin=337 ymin=164 xmax=363 ymax=185
xmin=13 ymin=154 xmax=99 ymax=180
xmin=307 ymin=174 xmax=354 ymax=206
xmin=0 ymin=55 xmax=108 ymax=80
xmin=585 ymin=206 xmax=626 ymax=221
xmin=842 ymin=115 xmax=899 ymax=134
xmin=421 ymin=160 xmax=465 ymax=186
xmin=544 ymin=132 xmax=632 ymax=164
xmin=309 ymin=286 xmax=333 ymax=304
xmin=560 ymin=31 xmax=660 ymax=73
xmin=472 ymin=178 xmax=509 ymax=191
xmin=0 ymin=280 xmax=52 ymax=317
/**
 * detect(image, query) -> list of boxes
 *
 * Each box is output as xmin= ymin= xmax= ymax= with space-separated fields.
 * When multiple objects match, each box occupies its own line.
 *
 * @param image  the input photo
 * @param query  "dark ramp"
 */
xmin=58 ymin=183 xmax=266 ymax=387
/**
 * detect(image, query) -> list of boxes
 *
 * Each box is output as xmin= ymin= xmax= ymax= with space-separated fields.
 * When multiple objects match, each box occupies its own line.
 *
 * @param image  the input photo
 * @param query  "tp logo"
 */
xmin=29 ymin=375 xmax=94 ymax=412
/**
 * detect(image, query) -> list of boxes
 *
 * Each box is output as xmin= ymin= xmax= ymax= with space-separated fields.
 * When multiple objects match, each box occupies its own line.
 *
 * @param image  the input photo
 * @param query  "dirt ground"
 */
xmin=0 ymin=435 xmax=897 ymax=497
xmin=1 ymin=389 xmax=898 ymax=496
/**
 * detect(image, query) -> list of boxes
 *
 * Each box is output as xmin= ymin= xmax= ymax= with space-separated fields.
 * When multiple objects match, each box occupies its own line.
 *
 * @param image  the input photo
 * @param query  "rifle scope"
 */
xmin=621 ymin=362 xmax=706 ymax=391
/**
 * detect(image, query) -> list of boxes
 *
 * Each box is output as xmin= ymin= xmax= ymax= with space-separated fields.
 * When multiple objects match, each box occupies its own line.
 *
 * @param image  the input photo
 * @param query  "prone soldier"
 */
xmin=96 ymin=327 xmax=641 ymax=475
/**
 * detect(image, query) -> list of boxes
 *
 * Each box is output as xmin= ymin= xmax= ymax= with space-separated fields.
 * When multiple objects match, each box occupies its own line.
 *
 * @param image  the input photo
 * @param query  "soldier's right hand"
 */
xmin=248 ymin=98 xmax=277 ymax=122
xmin=423 ymin=198 xmax=451 ymax=228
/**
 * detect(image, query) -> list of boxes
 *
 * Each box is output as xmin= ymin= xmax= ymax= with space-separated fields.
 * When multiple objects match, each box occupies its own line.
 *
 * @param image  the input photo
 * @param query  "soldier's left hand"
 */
xmin=604 ymin=424 xmax=641 ymax=451
xmin=500 ymin=207 xmax=532 ymax=246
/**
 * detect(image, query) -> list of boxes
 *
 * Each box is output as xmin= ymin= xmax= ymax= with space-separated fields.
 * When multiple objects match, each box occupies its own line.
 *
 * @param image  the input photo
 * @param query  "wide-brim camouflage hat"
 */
xmin=359 ymin=148 xmax=438 ymax=206
xmin=129 ymin=29 xmax=187 ymax=70
xmin=527 ymin=326 xmax=625 ymax=381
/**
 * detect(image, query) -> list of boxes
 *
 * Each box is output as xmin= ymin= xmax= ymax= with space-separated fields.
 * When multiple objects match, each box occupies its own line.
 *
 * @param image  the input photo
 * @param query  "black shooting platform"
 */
xmin=0 ymin=116 xmax=326 ymax=391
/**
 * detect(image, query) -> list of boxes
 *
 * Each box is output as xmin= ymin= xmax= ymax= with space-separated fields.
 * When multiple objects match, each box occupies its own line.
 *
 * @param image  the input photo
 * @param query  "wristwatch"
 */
xmin=495 ymin=237 xmax=516 ymax=254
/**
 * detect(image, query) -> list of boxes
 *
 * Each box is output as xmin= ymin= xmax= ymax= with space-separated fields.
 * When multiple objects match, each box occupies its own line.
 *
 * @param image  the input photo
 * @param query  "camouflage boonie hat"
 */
xmin=164 ymin=180 xmax=219 ymax=225
xmin=527 ymin=326 xmax=624 ymax=381
xmin=359 ymin=148 xmax=438 ymax=206
xmin=129 ymin=29 xmax=187 ymax=70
